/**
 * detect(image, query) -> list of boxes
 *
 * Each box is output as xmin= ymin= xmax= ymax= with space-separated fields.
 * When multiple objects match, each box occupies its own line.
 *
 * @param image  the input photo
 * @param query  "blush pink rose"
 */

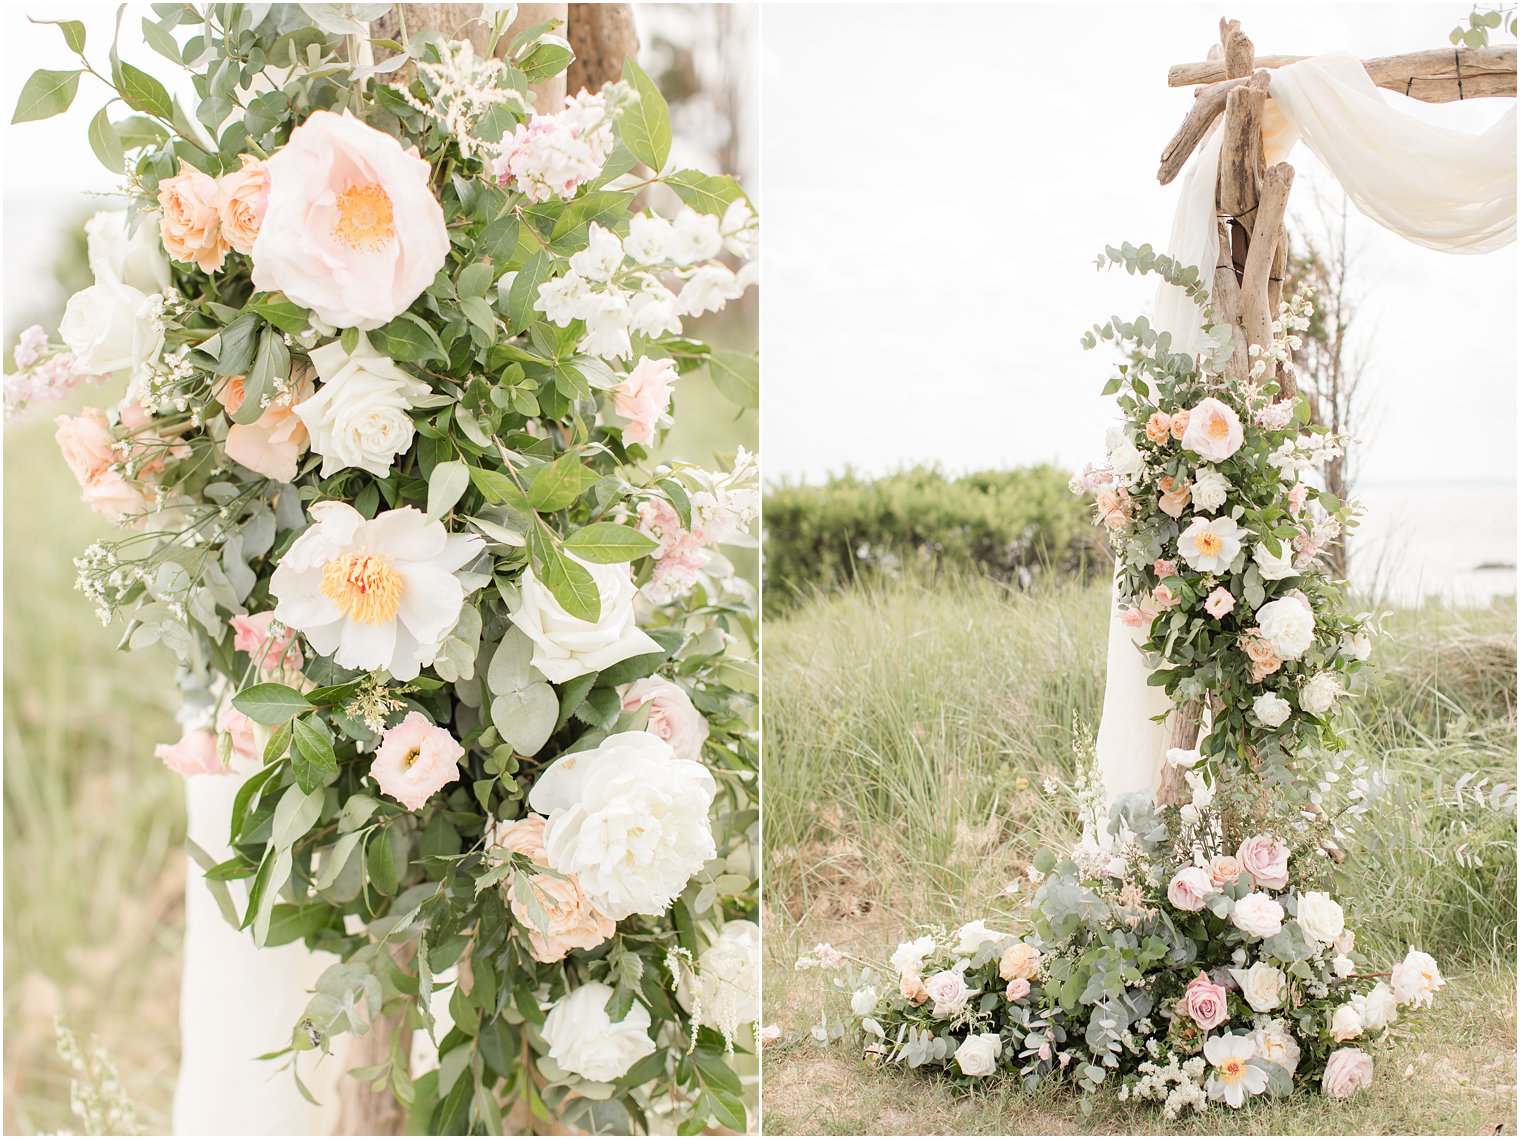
xmin=1144 ymin=411 xmax=1172 ymax=443
xmin=1321 ymin=1047 xmax=1374 ymax=1098
xmin=1117 ymin=603 xmax=1158 ymax=629
xmin=55 ymin=409 xmax=152 ymax=525
xmin=612 ymin=357 xmax=678 ymax=447
xmin=618 ymin=676 xmax=709 ymax=761
xmin=220 ymin=369 xmax=315 ymax=483
xmin=217 ymin=154 xmax=269 ymax=255
xmin=1152 ymin=583 xmax=1180 ymax=610
xmin=899 ymin=971 xmax=929 ymax=1004
xmin=1005 ymin=977 xmax=1031 ymax=1001
xmin=1236 ymin=834 xmax=1290 ymax=890
xmin=1181 ymin=396 xmax=1244 ymax=462
xmin=1204 ymin=586 xmax=1236 ymax=618
xmin=158 ymin=162 xmax=227 ymax=273
xmin=370 ymin=712 xmax=463 ymax=811
xmin=923 ymin=970 xmax=972 ymax=1017
xmin=1178 ymin=971 xmax=1229 ymax=1031
xmin=487 ymin=813 xmax=550 ymax=861
xmin=1209 ymin=855 xmax=1244 ymax=886
xmin=155 ymin=728 xmax=229 ymax=777
xmin=229 ymin=611 xmax=303 ymax=673
xmin=251 ymin=110 xmax=450 ymax=330
xmin=1166 ymin=866 xmax=1213 ymax=912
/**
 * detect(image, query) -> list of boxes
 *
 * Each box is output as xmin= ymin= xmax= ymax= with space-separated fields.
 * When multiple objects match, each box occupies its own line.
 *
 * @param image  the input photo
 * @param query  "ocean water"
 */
xmin=1349 ymin=481 xmax=1516 ymax=607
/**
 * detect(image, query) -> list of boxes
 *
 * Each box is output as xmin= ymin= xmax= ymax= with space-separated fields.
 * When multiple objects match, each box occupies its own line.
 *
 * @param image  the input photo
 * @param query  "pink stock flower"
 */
xmin=370 ymin=712 xmax=463 ymax=811
xmin=1287 ymin=482 xmax=1310 ymax=517
xmin=229 ymin=611 xmax=303 ymax=672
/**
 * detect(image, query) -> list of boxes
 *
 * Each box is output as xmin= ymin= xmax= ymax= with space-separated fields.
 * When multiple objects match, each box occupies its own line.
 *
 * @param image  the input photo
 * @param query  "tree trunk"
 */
xmin=568 ymin=4 xmax=639 ymax=95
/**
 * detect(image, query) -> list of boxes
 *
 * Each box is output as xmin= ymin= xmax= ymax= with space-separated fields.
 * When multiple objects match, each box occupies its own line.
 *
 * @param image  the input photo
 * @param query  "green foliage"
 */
xmin=763 ymin=465 xmax=1102 ymax=614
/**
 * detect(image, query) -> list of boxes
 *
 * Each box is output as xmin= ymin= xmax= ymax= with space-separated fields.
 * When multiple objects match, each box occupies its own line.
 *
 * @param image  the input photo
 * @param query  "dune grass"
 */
xmin=761 ymin=569 xmax=1518 ymax=1135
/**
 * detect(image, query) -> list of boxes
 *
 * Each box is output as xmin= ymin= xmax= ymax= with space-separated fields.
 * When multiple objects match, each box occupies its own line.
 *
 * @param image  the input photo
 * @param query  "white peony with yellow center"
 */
xmin=271 ymin=501 xmax=482 ymax=681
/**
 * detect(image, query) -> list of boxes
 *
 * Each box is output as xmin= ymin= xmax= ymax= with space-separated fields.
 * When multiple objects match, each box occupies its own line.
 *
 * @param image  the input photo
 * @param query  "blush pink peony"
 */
xmin=1181 ymin=396 xmax=1244 ymax=462
xmin=370 ymin=711 xmax=463 ymax=811
xmin=251 ymin=110 xmax=449 ymax=330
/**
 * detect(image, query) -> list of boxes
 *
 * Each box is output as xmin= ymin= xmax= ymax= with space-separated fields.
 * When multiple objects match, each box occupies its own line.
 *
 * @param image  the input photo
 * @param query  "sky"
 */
xmin=759 ymin=2 xmax=1518 ymax=491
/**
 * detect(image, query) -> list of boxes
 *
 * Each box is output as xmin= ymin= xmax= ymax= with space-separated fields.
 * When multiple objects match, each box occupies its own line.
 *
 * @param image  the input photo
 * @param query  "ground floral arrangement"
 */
xmin=10 ymin=4 xmax=759 ymax=1133
xmin=805 ymin=247 xmax=1444 ymax=1118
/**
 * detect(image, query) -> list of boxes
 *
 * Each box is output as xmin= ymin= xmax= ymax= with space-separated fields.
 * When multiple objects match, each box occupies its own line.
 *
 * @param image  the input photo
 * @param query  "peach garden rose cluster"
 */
xmin=10 ymin=6 xmax=758 ymax=1134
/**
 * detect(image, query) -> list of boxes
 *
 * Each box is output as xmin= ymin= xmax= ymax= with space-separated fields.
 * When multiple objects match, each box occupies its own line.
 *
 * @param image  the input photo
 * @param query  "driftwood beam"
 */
xmin=1218 ymin=70 xmax=1269 ymax=224
xmin=1169 ymin=44 xmax=1517 ymax=100
xmin=1239 ymin=163 xmax=1295 ymax=378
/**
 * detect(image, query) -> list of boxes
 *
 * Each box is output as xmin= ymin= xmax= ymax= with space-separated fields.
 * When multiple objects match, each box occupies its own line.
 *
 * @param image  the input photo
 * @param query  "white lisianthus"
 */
xmin=1203 ymin=1032 xmax=1269 ymax=1107
xmin=568 ymin=223 xmax=624 ymax=282
xmin=1249 ymin=1018 xmax=1301 ymax=1075
xmin=542 ymin=982 xmax=656 ymax=1082
xmin=529 ymin=730 xmax=716 ymax=920
xmin=85 ymin=209 xmax=172 ymax=294
xmin=1295 ymin=891 xmax=1346 ymax=945
xmin=688 ymin=920 xmax=760 ymax=1038
xmin=1350 ymin=981 xmax=1399 ymax=1032
xmin=1178 ymin=514 xmax=1245 ymax=573
xmin=677 ymin=264 xmax=743 ymax=317
xmin=1253 ymin=691 xmax=1291 ymax=728
xmin=1252 ymin=541 xmax=1298 ymax=581
xmin=1330 ymin=1003 xmax=1364 ymax=1041
xmin=1341 ymin=629 xmax=1373 ymax=661
xmin=952 ymin=919 xmax=1004 ymax=954
xmin=1105 ymin=425 xmax=1144 ymax=480
xmin=1231 ymin=892 xmax=1285 ymax=938
xmin=59 ymin=278 xmax=164 ymax=376
xmin=1255 ymin=595 xmax=1316 ymax=659
xmin=1390 ymin=947 xmax=1445 ymax=1008
xmin=890 ymin=935 xmax=935 ymax=975
xmin=295 ymin=338 xmax=430 ymax=477
xmin=667 ymin=208 xmax=723 ymax=265
xmin=270 ymin=502 xmax=483 ymax=681
xmin=624 ymin=214 xmax=672 ymax=264
xmin=510 ymin=556 xmax=661 ymax=683
xmin=954 ymin=1033 xmax=1002 ymax=1077
xmin=1192 ymin=466 xmax=1231 ymax=511
xmin=1228 ymin=962 xmax=1285 ymax=1012
xmin=1299 ymin=672 xmax=1343 ymax=716
xmin=851 ymin=986 xmax=880 ymax=1017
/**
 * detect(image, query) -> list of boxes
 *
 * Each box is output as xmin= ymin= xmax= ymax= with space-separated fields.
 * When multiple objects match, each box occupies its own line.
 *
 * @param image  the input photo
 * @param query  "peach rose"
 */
xmin=155 ymin=728 xmax=229 ymax=777
xmin=1144 ymin=411 xmax=1173 ymax=443
xmin=1181 ymin=396 xmax=1243 ymax=462
xmin=1240 ymin=630 xmax=1283 ymax=681
xmin=1157 ymin=476 xmax=1191 ymax=519
xmin=999 ymin=942 xmax=1041 ymax=982
xmin=509 ymin=869 xmax=616 ymax=963
xmin=229 ymin=611 xmax=303 ymax=673
xmin=1178 ymin=971 xmax=1229 ymax=1031
xmin=1170 ymin=409 xmax=1190 ymax=439
xmin=618 ymin=676 xmax=709 ymax=761
xmin=1005 ymin=977 xmax=1031 ymax=1001
xmin=1209 ymin=855 xmax=1243 ymax=887
xmin=1096 ymin=487 xmax=1130 ymax=529
xmin=1166 ymin=866 xmax=1213 ymax=912
xmin=220 ymin=367 xmax=315 ymax=483
xmin=1236 ymin=834 xmax=1290 ymax=890
xmin=487 ymin=813 xmax=550 ymax=862
xmin=899 ymin=971 xmax=929 ymax=1004
xmin=217 ymin=154 xmax=269 ymax=255
xmin=1204 ymin=586 xmax=1235 ymax=619
xmin=158 ymin=162 xmax=227 ymax=273
xmin=251 ymin=110 xmax=449 ymax=329
xmin=370 ymin=711 xmax=463 ymax=811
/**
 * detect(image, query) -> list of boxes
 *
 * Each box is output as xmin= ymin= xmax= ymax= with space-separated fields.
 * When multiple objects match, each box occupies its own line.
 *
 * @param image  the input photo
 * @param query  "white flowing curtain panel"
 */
xmin=1095 ymin=51 xmax=1517 ymax=811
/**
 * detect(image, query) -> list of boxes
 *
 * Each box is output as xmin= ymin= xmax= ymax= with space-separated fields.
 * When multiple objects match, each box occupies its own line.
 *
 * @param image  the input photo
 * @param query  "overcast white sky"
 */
xmin=760 ymin=2 xmax=1517 ymax=490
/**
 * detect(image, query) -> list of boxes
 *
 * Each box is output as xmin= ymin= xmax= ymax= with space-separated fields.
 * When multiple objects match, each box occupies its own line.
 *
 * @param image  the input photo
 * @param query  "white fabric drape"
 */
xmin=1095 ymin=50 xmax=1516 ymax=809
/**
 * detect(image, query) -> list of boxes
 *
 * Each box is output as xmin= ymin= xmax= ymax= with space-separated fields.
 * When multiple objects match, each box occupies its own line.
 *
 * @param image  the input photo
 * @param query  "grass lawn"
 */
xmin=761 ymin=570 xmax=1518 ymax=1135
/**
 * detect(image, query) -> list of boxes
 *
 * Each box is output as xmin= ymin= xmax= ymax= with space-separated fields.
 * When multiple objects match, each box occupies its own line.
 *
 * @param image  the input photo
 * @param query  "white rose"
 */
xmin=1351 ymin=981 xmax=1399 ymax=1032
xmin=923 ymin=969 xmax=973 ymax=1018
xmin=1231 ymin=892 xmax=1286 ymax=938
xmin=952 ymin=919 xmax=1004 ymax=955
xmin=59 ymin=278 xmax=164 ymax=375
xmin=511 ymin=557 xmax=662 ymax=683
xmin=542 ymin=981 xmax=656 ymax=1082
xmin=1256 ymin=595 xmax=1316 ymax=660
xmin=295 ymin=338 xmax=429 ymax=477
xmin=1249 ymin=1018 xmax=1301 ymax=1075
xmin=1253 ymin=692 xmax=1292 ymax=728
xmin=529 ymin=730 xmax=715 ymax=920
xmin=1105 ymin=425 xmax=1144 ymax=480
xmin=1299 ymin=672 xmax=1343 ymax=716
xmin=689 ymin=920 xmax=760 ymax=1036
xmin=1341 ymin=630 xmax=1373 ymax=661
xmin=1330 ymin=1003 xmax=1364 ymax=1042
xmin=1295 ymin=891 xmax=1346 ymax=946
xmin=1253 ymin=541 xmax=1299 ymax=581
xmin=1228 ymin=961 xmax=1286 ymax=1012
xmin=954 ymin=1032 xmax=1002 ymax=1077
xmin=890 ymin=935 xmax=935 ymax=976
xmin=1192 ymin=466 xmax=1231 ymax=511
xmin=86 ymin=209 xmax=171 ymax=294
xmin=851 ymin=986 xmax=880 ymax=1017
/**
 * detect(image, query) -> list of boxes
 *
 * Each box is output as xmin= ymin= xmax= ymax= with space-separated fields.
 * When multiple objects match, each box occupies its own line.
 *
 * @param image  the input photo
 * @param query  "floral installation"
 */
xmin=813 ymin=246 xmax=1441 ymax=1117
xmin=10 ymin=5 xmax=758 ymax=1134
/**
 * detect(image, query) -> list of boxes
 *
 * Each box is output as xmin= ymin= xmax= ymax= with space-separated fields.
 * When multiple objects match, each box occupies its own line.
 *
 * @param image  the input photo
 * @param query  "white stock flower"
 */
xmin=1253 ymin=691 xmax=1291 ymax=728
xmin=1192 ymin=467 xmax=1231 ymax=511
xmin=1252 ymin=541 xmax=1298 ymax=581
xmin=1390 ymin=948 xmax=1445 ymax=1008
xmin=85 ymin=209 xmax=171 ymax=294
xmin=1178 ymin=514 xmax=1245 ymax=573
xmin=667 ymin=208 xmax=723 ymax=265
xmin=59 ymin=278 xmax=164 ymax=376
xmin=1295 ymin=891 xmax=1346 ymax=946
xmin=1228 ymin=962 xmax=1285 ymax=1012
xmin=543 ymin=981 xmax=656 ymax=1082
xmin=295 ymin=338 xmax=430 ymax=477
xmin=677 ymin=264 xmax=743 ymax=316
xmin=954 ymin=1033 xmax=1003 ymax=1077
xmin=270 ymin=502 xmax=483 ymax=681
xmin=1299 ymin=672 xmax=1343 ymax=716
xmin=624 ymin=214 xmax=672 ymax=264
xmin=689 ymin=920 xmax=760 ymax=1037
xmin=568 ymin=223 xmax=624 ymax=282
xmin=1105 ymin=425 xmax=1144 ymax=480
xmin=1256 ymin=595 xmax=1315 ymax=660
xmin=529 ymin=730 xmax=716 ymax=920
xmin=509 ymin=557 xmax=661 ymax=683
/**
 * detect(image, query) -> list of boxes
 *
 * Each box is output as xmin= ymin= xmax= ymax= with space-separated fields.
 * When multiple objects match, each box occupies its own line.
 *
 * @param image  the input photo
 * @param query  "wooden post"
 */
xmin=568 ymin=4 xmax=639 ymax=94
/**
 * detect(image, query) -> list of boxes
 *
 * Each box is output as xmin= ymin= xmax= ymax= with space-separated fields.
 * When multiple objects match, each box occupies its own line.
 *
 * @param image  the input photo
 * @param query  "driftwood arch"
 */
xmin=1152 ymin=18 xmax=1517 ymax=809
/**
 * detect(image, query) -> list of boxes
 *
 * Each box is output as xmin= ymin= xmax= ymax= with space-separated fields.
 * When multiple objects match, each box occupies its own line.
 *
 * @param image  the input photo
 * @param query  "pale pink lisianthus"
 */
xmin=220 ymin=369 xmax=315 ymax=482
xmin=215 ymin=704 xmax=261 ymax=767
xmin=1236 ymin=834 xmax=1290 ymax=890
xmin=155 ymin=728 xmax=229 ymax=777
xmin=1179 ymin=972 xmax=1229 ymax=1030
xmin=611 ymin=357 xmax=678 ymax=447
xmin=251 ymin=110 xmax=449 ymax=330
xmin=158 ymin=162 xmax=228 ymax=273
xmin=229 ymin=611 xmax=303 ymax=673
xmin=1166 ymin=866 xmax=1213 ymax=912
xmin=1204 ymin=586 xmax=1236 ymax=618
xmin=618 ymin=676 xmax=709 ymax=761
xmin=1321 ymin=1047 xmax=1374 ymax=1098
xmin=370 ymin=711 xmax=463 ymax=811
xmin=217 ymin=154 xmax=269 ymax=255
xmin=1181 ymin=396 xmax=1244 ymax=462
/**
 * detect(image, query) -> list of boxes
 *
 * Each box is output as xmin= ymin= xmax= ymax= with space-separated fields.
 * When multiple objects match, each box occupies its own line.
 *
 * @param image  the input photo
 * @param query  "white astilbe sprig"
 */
xmin=399 ymin=38 xmax=530 ymax=160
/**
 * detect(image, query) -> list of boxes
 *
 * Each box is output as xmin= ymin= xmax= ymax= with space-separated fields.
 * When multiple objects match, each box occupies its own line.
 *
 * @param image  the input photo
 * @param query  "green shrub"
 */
xmin=762 ymin=465 xmax=1104 ymax=612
